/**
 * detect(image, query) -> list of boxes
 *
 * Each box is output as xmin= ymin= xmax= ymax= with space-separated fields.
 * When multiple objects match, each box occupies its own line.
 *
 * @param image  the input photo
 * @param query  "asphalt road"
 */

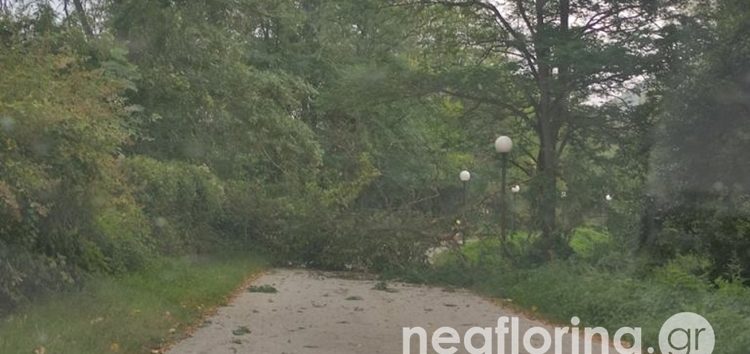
xmin=168 ymin=269 xmax=612 ymax=354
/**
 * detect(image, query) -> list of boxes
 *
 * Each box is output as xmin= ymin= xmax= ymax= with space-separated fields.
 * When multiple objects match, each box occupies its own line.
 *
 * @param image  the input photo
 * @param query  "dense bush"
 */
xmin=0 ymin=27 xmax=145 ymax=310
xmin=410 ymin=233 xmax=750 ymax=353
xmin=123 ymin=156 xmax=225 ymax=253
xmin=0 ymin=242 xmax=79 ymax=315
xmin=644 ymin=195 xmax=750 ymax=281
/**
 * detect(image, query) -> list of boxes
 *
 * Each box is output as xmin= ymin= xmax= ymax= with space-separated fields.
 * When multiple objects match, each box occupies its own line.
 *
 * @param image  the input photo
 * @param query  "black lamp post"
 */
xmin=494 ymin=135 xmax=513 ymax=243
xmin=459 ymin=170 xmax=471 ymax=245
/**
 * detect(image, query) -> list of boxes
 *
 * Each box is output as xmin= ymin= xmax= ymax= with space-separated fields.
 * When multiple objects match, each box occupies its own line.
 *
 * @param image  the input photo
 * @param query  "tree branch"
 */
xmin=71 ymin=0 xmax=94 ymax=38
xmin=439 ymin=88 xmax=533 ymax=125
xmin=415 ymin=0 xmax=539 ymax=80
xmin=513 ymin=0 xmax=535 ymax=36
xmin=577 ymin=4 xmax=642 ymax=37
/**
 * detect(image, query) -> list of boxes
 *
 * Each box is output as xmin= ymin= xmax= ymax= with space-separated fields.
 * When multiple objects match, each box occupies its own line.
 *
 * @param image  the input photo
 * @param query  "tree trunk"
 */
xmin=532 ymin=0 xmax=560 ymax=253
xmin=71 ymin=0 xmax=94 ymax=38
xmin=537 ymin=114 xmax=558 ymax=247
xmin=533 ymin=0 xmax=572 ymax=257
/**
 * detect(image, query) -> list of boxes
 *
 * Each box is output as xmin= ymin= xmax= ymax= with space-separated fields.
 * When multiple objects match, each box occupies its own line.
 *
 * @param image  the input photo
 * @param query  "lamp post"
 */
xmin=510 ymin=184 xmax=520 ymax=237
xmin=495 ymin=135 xmax=513 ymax=243
xmin=459 ymin=170 xmax=471 ymax=245
xmin=604 ymin=193 xmax=613 ymax=227
xmin=560 ymin=190 xmax=567 ymax=229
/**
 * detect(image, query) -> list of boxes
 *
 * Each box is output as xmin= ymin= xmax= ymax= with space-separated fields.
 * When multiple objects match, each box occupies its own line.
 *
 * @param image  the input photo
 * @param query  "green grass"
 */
xmin=0 ymin=253 xmax=267 ymax=354
xmin=569 ymin=226 xmax=611 ymax=259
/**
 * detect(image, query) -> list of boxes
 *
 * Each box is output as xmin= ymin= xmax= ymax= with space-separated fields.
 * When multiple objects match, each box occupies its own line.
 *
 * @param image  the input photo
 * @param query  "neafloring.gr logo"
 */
xmin=658 ymin=312 xmax=714 ymax=354
xmin=402 ymin=312 xmax=715 ymax=354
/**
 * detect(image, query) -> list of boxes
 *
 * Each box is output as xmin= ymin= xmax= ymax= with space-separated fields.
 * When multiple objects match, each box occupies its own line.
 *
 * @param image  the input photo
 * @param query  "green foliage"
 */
xmin=0 ymin=22 xmax=144 ymax=309
xmin=111 ymin=0 xmax=323 ymax=182
xmin=90 ymin=194 xmax=154 ymax=273
xmin=123 ymin=156 xmax=225 ymax=252
xmin=569 ymin=226 xmax=612 ymax=261
xmin=0 ymin=243 xmax=78 ymax=315
xmin=652 ymin=255 xmax=713 ymax=292
xmin=412 ymin=241 xmax=750 ymax=353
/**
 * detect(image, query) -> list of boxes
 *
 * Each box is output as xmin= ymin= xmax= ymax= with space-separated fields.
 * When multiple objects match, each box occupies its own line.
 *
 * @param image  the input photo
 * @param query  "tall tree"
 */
xmin=410 ymin=0 xmax=675 ymax=254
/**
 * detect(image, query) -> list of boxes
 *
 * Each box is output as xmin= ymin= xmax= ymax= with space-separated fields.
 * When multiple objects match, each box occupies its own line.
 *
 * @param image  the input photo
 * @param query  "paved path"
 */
xmin=169 ymin=269 xmax=611 ymax=354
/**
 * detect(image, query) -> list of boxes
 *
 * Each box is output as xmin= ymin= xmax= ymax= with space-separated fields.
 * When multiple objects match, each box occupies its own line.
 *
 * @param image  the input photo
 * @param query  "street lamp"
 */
xmin=459 ymin=170 xmax=471 ymax=183
xmin=495 ymin=135 xmax=513 ymax=243
xmin=459 ymin=170 xmax=471 ymax=245
xmin=495 ymin=136 xmax=513 ymax=154
xmin=560 ymin=190 xmax=567 ymax=228
xmin=604 ymin=193 xmax=613 ymax=228
xmin=510 ymin=184 xmax=520 ymax=236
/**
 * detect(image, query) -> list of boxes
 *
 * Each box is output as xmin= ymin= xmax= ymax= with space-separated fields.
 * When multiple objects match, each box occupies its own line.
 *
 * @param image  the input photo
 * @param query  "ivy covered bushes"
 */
xmin=0 ymin=27 xmax=142 ymax=311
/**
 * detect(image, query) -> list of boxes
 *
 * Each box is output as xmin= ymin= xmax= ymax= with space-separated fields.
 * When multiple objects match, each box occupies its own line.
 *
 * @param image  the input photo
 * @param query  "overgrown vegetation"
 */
xmin=0 ymin=1 xmax=456 ymax=314
xmin=405 ymin=228 xmax=750 ymax=353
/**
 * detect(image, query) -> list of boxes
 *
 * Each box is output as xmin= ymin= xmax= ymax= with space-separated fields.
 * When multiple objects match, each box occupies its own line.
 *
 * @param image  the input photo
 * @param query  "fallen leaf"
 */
xmin=232 ymin=326 xmax=252 ymax=336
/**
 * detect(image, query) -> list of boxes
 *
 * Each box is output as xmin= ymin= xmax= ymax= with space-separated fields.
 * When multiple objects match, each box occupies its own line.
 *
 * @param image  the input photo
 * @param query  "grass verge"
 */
xmin=0 ymin=253 xmax=267 ymax=354
xmin=400 ymin=231 xmax=750 ymax=353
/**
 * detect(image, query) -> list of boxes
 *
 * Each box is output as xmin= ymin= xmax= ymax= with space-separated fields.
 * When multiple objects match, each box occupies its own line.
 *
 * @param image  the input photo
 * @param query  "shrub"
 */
xmin=418 ymin=241 xmax=750 ymax=353
xmin=0 ymin=243 xmax=78 ymax=315
xmin=123 ymin=156 xmax=225 ymax=253
xmin=569 ymin=226 xmax=614 ymax=261
xmin=91 ymin=198 xmax=154 ymax=273
xmin=0 ymin=29 xmax=141 ymax=310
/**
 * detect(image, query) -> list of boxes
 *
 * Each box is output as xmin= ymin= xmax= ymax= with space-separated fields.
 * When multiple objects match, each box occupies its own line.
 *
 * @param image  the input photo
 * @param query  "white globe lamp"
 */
xmin=459 ymin=170 xmax=471 ymax=182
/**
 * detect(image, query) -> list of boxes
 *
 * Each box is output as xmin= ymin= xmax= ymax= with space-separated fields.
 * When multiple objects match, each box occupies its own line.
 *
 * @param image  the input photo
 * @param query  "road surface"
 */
xmin=168 ymin=269 xmax=612 ymax=354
